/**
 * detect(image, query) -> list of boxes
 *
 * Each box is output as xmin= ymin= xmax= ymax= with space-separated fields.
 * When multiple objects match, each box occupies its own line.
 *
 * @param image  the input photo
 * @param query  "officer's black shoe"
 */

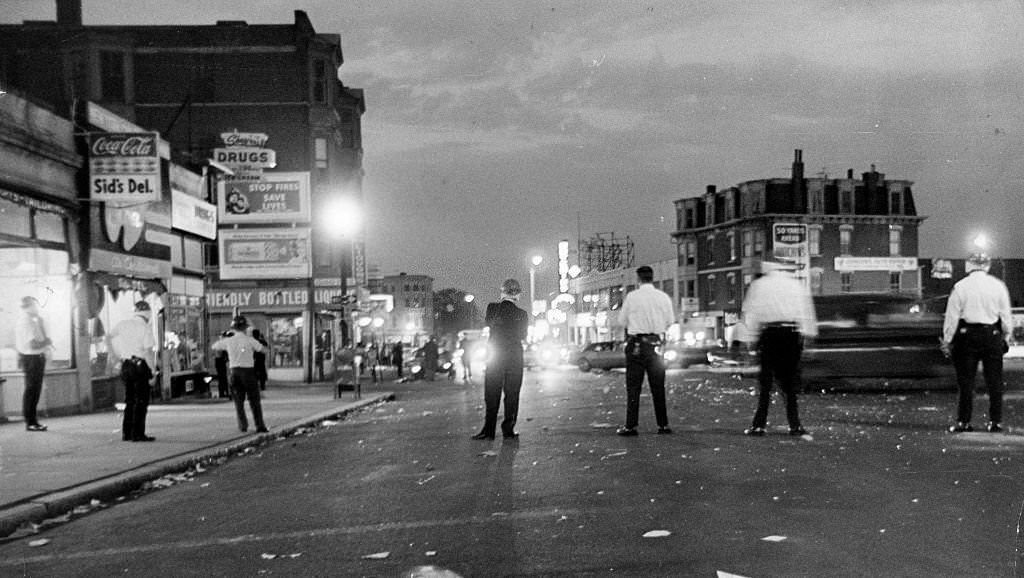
xmin=132 ymin=435 xmax=156 ymax=442
xmin=616 ymin=427 xmax=638 ymax=437
xmin=789 ymin=427 xmax=809 ymax=436
xmin=657 ymin=427 xmax=673 ymax=434
xmin=743 ymin=427 xmax=766 ymax=437
xmin=987 ymin=422 xmax=1003 ymax=433
xmin=949 ymin=422 xmax=973 ymax=433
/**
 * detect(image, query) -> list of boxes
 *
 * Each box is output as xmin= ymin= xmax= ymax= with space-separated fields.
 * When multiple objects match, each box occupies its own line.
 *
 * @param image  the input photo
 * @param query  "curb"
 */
xmin=0 ymin=392 xmax=395 ymax=538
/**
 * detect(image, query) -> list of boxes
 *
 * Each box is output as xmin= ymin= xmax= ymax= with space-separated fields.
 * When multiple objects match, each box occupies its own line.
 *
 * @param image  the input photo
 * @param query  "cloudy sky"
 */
xmin=6 ymin=0 xmax=1024 ymax=301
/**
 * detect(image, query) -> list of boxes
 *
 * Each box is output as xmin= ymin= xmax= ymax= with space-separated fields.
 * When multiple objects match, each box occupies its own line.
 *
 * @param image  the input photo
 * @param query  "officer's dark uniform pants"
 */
xmin=121 ymin=366 xmax=152 ymax=440
xmin=752 ymin=325 xmax=804 ymax=430
xmin=482 ymin=353 xmax=523 ymax=437
xmin=20 ymin=353 xmax=45 ymax=426
xmin=624 ymin=337 xmax=668 ymax=429
xmin=230 ymin=367 xmax=266 ymax=432
xmin=952 ymin=322 xmax=1005 ymax=424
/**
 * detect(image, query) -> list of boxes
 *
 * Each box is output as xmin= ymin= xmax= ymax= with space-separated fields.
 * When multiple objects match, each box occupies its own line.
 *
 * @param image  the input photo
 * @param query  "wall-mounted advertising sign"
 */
xmin=88 ymin=132 xmax=162 ymax=203
xmin=172 ymin=189 xmax=217 ymax=239
xmin=218 ymin=227 xmax=311 ymax=280
xmin=834 ymin=257 xmax=919 ymax=272
xmin=217 ymin=172 xmax=311 ymax=224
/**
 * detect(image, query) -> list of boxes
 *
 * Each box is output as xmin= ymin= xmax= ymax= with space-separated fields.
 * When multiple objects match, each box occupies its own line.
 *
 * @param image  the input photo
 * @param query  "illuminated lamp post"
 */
xmin=529 ymin=255 xmax=543 ymax=324
xmin=324 ymin=197 xmax=361 ymax=380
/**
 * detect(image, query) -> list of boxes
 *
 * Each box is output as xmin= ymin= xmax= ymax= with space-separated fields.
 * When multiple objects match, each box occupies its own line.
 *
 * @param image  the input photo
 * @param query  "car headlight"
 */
xmin=663 ymin=349 xmax=678 ymax=361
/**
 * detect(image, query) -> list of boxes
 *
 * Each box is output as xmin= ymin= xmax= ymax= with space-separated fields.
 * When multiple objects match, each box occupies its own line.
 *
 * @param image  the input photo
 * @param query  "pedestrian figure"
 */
xmin=16 ymin=296 xmax=52 ymax=432
xmin=214 ymin=331 xmax=232 ymax=398
xmin=252 ymin=328 xmax=269 ymax=391
xmin=473 ymin=278 xmax=529 ymax=440
xmin=941 ymin=252 xmax=1013 ymax=433
xmin=393 ymin=341 xmax=404 ymax=378
xmin=459 ymin=336 xmax=474 ymax=381
xmin=109 ymin=301 xmax=157 ymax=442
xmin=741 ymin=260 xmax=817 ymax=437
xmin=616 ymin=266 xmax=676 ymax=437
xmin=422 ymin=336 xmax=439 ymax=381
xmin=212 ymin=316 xmax=268 ymax=433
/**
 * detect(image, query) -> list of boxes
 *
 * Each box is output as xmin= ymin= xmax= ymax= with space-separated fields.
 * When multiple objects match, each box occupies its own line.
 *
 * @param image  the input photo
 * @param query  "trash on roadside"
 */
xmin=642 ymin=530 xmax=671 ymax=538
xmin=362 ymin=551 xmax=390 ymax=559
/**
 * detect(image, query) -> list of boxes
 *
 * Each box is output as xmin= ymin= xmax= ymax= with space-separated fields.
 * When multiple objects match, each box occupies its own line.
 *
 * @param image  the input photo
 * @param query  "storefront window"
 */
xmin=165 ymin=295 xmax=205 ymax=374
xmin=269 ymin=315 xmax=304 ymax=368
xmin=0 ymin=247 xmax=72 ymax=372
xmin=88 ymin=287 xmax=162 ymax=378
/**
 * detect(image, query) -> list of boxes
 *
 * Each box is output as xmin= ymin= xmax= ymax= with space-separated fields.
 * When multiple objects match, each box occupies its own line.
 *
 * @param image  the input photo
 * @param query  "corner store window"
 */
xmin=0 ymin=248 xmax=72 ymax=372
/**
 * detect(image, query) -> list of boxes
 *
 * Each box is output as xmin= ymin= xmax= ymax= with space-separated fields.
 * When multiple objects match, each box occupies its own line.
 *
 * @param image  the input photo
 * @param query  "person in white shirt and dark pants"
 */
xmin=741 ymin=260 xmax=818 ymax=437
xmin=942 ymin=253 xmax=1013 ymax=433
xmin=616 ymin=266 xmax=676 ymax=436
xmin=16 ymin=296 xmax=52 ymax=432
xmin=212 ymin=315 xmax=268 ymax=433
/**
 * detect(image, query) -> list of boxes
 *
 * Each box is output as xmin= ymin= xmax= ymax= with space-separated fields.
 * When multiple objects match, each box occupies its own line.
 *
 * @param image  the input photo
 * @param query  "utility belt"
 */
xmin=627 ymin=333 xmax=662 ymax=346
xmin=957 ymin=320 xmax=1000 ymax=330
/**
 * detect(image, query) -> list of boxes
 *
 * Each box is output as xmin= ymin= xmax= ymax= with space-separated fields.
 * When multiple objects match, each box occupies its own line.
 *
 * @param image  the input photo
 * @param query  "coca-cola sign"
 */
xmin=89 ymin=132 xmax=158 ymax=157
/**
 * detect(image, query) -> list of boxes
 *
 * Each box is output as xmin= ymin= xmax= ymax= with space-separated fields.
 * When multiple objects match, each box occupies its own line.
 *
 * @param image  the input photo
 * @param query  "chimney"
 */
xmin=706 ymin=185 xmax=716 ymax=195
xmin=847 ymin=169 xmax=854 ymax=179
xmin=791 ymin=149 xmax=805 ymax=212
xmin=56 ymin=0 xmax=82 ymax=26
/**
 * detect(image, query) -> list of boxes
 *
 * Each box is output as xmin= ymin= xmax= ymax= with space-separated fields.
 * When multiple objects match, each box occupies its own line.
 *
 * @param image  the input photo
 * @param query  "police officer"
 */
xmin=741 ymin=260 xmax=817 ymax=437
xmin=109 ymin=301 xmax=157 ymax=442
xmin=212 ymin=316 xmax=269 ymax=433
xmin=942 ymin=253 xmax=1013 ymax=433
xmin=472 ymin=279 xmax=529 ymax=440
xmin=616 ymin=265 xmax=676 ymax=436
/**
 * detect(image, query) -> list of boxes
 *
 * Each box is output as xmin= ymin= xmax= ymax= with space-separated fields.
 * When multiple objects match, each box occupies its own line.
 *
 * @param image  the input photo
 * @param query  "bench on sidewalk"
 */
xmin=335 ymin=379 xmax=361 ymax=399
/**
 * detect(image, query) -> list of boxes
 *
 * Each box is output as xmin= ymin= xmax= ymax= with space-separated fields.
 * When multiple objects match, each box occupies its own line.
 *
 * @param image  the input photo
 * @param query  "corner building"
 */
xmin=672 ymin=149 xmax=926 ymax=340
xmin=1 ymin=4 xmax=366 ymax=384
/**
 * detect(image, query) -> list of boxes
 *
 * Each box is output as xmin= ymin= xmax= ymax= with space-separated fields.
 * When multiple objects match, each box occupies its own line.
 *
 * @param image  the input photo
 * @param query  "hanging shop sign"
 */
xmin=218 ymin=227 xmax=311 ymax=280
xmin=216 ymin=172 xmax=311 ymax=224
xmin=88 ymin=132 xmax=162 ymax=203
xmin=171 ymin=189 xmax=217 ymax=240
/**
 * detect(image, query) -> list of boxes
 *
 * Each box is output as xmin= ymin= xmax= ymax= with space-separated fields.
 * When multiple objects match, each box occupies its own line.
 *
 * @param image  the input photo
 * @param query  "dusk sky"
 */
xmin=6 ymin=0 xmax=1024 ymax=303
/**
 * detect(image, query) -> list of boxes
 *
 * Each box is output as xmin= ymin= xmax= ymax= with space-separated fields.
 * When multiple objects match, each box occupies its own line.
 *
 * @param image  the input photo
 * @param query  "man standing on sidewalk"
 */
xmin=942 ymin=252 xmax=1013 ymax=433
xmin=16 ymin=296 xmax=52 ymax=432
xmin=212 ymin=316 xmax=268 ymax=433
xmin=741 ymin=260 xmax=817 ymax=437
xmin=109 ymin=301 xmax=157 ymax=442
xmin=616 ymin=265 xmax=676 ymax=437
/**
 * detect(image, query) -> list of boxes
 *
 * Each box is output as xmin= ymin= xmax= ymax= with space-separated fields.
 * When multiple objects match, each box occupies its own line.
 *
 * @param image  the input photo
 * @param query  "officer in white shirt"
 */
xmin=942 ymin=253 xmax=1013 ymax=433
xmin=616 ymin=265 xmax=676 ymax=436
xmin=109 ymin=301 xmax=157 ymax=442
xmin=741 ymin=260 xmax=817 ymax=437
xmin=212 ymin=315 xmax=268 ymax=433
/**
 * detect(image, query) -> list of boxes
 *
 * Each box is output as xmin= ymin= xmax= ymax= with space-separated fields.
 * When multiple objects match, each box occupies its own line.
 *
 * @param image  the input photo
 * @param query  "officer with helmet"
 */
xmin=942 ymin=252 xmax=1013 ymax=433
xmin=212 ymin=315 xmax=269 ymax=433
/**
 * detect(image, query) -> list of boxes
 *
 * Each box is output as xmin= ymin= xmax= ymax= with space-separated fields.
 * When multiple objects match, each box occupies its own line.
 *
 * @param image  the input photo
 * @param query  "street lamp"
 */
xmin=324 ymin=197 xmax=362 ymax=380
xmin=529 ymin=255 xmax=543 ymax=319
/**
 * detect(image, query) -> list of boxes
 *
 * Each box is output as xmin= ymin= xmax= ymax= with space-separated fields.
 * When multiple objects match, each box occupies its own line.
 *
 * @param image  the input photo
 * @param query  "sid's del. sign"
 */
xmin=88 ymin=132 xmax=162 ymax=203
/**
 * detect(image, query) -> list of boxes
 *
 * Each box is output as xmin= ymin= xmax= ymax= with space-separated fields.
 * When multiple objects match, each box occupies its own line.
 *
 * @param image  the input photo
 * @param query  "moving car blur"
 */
xmin=802 ymin=293 xmax=949 ymax=379
xmin=523 ymin=340 xmax=573 ymax=369
xmin=570 ymin=340 xmax=626 ymax=372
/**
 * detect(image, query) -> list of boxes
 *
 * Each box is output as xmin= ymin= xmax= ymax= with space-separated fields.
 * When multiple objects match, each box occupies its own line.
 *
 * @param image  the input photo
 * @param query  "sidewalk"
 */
xmin=0 ymin=382 xmax=394 ymax=537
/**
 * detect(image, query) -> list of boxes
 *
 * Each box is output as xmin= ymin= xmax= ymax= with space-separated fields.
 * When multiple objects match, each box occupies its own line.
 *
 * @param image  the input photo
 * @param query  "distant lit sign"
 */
xmin=931 ymin=259 xmax=953 ymax=279
xmin=88 ymin=132 xmax=162 ymax=203
xmin=172 ymin=189 xmax=217 ymax=239
xmin=834 ymin=257 xmax=918 ymax=272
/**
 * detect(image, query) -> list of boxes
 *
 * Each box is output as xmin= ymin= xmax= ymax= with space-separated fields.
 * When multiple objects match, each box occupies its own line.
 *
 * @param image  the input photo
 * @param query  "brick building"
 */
xmin=672 ymin=149 xmax=926 ymax=340
xmin=0 ymin=2 xmax=365 ymax=383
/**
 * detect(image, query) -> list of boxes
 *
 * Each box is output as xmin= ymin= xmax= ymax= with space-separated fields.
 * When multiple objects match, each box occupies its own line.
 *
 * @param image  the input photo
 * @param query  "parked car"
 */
xmin=524 ymin=340 xmax=570 ymax=369
xmin=572 ymin=341 xmax=626 ymax=372
xmin=661 ymin=341 xmax=712 ymax=368
xmin=802 ymin=293 xmax=950 ymax=379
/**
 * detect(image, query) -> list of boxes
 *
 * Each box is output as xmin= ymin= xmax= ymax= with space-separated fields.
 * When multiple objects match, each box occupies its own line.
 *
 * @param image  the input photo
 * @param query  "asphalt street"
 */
xmin=2 ymin=365 xmax=1024 ymax=577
